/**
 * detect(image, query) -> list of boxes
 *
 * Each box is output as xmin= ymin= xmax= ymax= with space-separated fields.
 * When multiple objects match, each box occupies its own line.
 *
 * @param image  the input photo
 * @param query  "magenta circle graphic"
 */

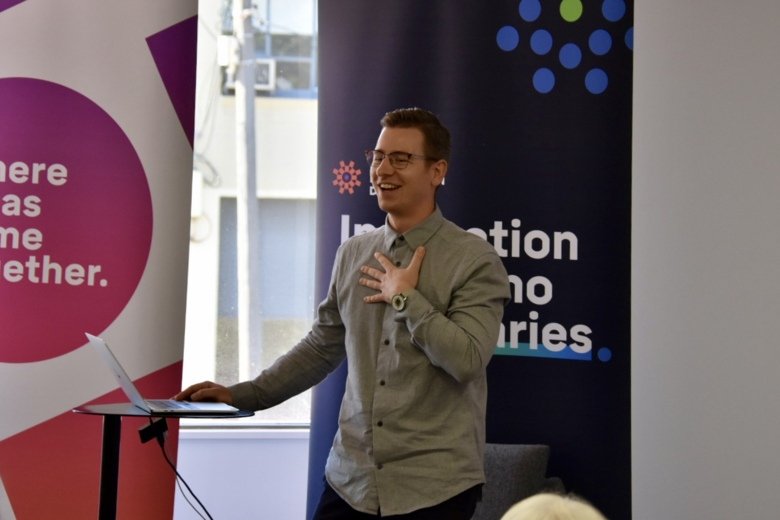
xmin=0 ymin=78 xmax=153 ymax=363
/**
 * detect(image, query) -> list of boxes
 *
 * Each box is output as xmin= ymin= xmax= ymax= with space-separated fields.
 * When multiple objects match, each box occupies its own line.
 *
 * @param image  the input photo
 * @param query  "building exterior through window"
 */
xmin=183 ymin=0 xmax=318 ymax=426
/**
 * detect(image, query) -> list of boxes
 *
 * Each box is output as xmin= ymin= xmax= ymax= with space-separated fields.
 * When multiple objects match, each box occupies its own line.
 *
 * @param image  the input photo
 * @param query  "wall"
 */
xmin=632 ymin=0 xmax=780 ymax=518
xmin=174 ymin=428 xmax=309 ymax=519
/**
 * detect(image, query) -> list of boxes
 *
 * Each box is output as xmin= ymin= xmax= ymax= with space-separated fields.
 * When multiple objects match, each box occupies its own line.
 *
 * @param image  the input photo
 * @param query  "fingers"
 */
xmin=362 ymin=247 xmax=425 ymax=279
xmin=372 ymin=252 xmax=393 ymax=270
xmin=408 ymin=246 xmax=426 ymax=274
xmin=362 ymin=293 xmax=384 ymax=304
xmin=192 ymin=386 xmax=233 ymax=404
xmin=173 ymin=382 xmax=205 ymax=401
xmin=174 ymin=381 xmax=231 ymax=404
xmin=358 ymin=247 xmax=426 ymax=305
xmin=359 ymin=264 xmax=384 ymax=283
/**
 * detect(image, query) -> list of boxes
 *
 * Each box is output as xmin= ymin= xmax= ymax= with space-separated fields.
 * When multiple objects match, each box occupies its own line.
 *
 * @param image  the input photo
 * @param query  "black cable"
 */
xmin=171 ymin=464 xmax=210 ymax=520
xmin=150 ymin=418 xmax=214 ymax=520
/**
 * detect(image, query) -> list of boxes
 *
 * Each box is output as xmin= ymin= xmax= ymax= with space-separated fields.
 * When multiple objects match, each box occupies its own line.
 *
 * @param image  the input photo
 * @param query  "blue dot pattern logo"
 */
xmin=498 ymin=0 xmax=633 ymax=94
xmin=533 ymin=68 xmax=556 ymax=93
xmin=519 ymin=0 xmax=542 ymax=21
xmin=530 ymin=29 xmax=553 ymax=55
xmin=497 ymin=25 xmax=520 ymax=51
xmin=585 ymin=68 xmax=609 ymax=94
xmin=559 ymin=43 xmax=582 ymax=69
xmin=602 ymin=0 xmax=626 ymax=21
xmin=589 ymin=29 xmax=612 ymax=56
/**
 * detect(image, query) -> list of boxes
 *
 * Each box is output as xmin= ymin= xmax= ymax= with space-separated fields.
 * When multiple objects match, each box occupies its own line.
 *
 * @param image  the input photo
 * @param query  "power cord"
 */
xmin=140 ymin=418 xmax=214 ymax=520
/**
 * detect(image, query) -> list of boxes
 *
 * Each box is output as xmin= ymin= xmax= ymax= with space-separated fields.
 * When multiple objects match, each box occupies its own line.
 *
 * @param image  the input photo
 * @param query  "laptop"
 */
xmin=85 ymin=332 xmax=239 ymax=415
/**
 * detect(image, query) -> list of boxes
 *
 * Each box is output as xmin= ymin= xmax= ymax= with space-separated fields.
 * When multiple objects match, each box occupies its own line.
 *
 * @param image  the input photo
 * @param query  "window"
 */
xmin=218 ymin=0 xmax=317 ymax=98
xmin=184 ymin=0 xmax=318 ymax=426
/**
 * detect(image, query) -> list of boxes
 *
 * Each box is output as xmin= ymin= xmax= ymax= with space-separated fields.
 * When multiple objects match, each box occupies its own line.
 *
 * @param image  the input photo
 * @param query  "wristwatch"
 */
xmin=391 ymin=293 xmax=408 ymax=311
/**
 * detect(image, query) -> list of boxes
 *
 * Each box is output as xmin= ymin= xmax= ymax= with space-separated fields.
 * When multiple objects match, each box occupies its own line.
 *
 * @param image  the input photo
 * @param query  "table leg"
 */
xmin=98 ymin=415 xmax=121 ymax=520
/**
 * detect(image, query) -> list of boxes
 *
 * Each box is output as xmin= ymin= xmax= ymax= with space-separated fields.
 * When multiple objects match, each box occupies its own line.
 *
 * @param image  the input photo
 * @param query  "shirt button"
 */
xmin=377 ymin=463 xmax=383 ymax=470
xmin=383 ymin=339 xmax=390 ymax=345
xmin=379 ymin=380 xmax=386 ymax=386
xmin=395 ymin=261 xmax=401 ymax=267
xmin=377 ymin=420 xmax=383 ymax=427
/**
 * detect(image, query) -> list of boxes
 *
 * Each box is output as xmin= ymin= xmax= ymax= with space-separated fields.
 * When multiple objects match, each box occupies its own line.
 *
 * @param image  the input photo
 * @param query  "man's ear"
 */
xmin=431 ymin=159 xmax=448 ymax=186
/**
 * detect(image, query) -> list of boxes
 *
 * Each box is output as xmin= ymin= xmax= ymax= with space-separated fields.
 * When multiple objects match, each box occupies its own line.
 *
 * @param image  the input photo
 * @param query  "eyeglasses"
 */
xmin=364 ymin=149 xmax=437 ymax=170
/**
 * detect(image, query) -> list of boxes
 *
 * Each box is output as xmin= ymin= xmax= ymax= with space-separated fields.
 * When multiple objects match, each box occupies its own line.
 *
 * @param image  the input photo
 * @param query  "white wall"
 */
xmin=173 ymin=428 xmax=309 ymax=519
xmin=632 ymin=1 xmax=780 ymax=519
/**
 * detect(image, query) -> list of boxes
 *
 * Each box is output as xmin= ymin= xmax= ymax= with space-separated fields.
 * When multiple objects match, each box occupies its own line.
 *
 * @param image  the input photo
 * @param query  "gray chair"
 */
xmin=471 ymin=443 xmax=564 ymax=520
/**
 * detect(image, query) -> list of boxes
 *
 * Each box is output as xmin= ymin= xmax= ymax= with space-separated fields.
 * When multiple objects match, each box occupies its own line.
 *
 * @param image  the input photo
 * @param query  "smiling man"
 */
xmin=177 ymin=108 xmax=510 ymax=519
xmin=366 ymin=112 xmax=447 ymax=234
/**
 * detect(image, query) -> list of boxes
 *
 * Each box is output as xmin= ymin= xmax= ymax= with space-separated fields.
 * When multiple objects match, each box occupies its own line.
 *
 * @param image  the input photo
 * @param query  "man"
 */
xmin=177 ymin=108 xmax=510 ymax=518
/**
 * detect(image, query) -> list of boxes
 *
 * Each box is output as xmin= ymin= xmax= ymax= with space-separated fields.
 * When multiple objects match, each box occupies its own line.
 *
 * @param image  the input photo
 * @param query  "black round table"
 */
xmin=73 ymin=403 xmax=253 ymax=520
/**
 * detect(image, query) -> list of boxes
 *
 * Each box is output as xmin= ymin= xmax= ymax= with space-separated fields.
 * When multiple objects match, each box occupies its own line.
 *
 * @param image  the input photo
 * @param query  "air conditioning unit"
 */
xmin=254 ymin=59 xmax=276 ymax=91
xmin=219 ymin=51 xmax=276 ymax=94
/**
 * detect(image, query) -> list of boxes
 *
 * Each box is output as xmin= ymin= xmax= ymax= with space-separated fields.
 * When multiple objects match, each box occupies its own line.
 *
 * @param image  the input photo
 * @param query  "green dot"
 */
xmin=560 ymin=0 xmax=583 ymax=22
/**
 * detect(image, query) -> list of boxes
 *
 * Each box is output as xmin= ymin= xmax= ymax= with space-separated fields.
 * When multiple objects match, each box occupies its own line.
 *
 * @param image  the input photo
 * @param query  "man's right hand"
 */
xmin=174 ymin=381 xmax=233 ymax=404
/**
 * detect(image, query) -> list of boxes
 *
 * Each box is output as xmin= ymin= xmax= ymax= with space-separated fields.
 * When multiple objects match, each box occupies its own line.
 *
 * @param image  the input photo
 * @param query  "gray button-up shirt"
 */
xmin=230 ymin=207 xmax=510 ymax=515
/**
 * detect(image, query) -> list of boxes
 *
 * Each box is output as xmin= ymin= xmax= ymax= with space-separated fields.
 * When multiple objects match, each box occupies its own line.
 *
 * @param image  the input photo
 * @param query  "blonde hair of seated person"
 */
xmin=500 ymin=493 xmax=607 ymax=520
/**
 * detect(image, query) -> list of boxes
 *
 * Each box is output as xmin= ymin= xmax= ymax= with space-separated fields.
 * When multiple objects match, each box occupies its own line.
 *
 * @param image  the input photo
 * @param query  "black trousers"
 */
xmin=312 ymin=480 xmax=482 ymax=520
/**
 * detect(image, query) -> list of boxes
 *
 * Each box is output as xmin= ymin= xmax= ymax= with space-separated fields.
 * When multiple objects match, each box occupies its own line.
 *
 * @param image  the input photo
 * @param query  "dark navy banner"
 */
xmin=310 ymin=1 xmax=632 ymax=518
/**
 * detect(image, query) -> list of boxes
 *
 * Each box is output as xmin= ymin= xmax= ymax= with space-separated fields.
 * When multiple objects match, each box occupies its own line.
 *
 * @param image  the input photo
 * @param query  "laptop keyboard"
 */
xmin=148 ymin=399 xmax=188 ymax=409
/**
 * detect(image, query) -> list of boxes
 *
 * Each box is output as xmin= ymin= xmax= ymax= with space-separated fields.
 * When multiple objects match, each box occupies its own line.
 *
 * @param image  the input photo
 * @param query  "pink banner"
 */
xmin=0 ymin=1 xmax=198 ymax=517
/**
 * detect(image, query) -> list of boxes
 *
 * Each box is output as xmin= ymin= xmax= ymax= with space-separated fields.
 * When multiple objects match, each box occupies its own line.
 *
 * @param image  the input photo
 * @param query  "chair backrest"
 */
xmin=471 ymin=443 xmax=555 ymax=520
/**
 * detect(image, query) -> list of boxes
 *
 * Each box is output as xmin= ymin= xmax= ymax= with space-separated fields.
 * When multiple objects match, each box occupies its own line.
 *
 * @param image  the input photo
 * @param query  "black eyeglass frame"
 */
xmin=364 ymin=149 xmax=439 ymax=170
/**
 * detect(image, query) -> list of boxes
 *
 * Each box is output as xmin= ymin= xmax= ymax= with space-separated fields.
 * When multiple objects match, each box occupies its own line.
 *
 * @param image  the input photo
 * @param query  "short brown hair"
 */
xmin=380 ymin=107 xmax=451 ymax=162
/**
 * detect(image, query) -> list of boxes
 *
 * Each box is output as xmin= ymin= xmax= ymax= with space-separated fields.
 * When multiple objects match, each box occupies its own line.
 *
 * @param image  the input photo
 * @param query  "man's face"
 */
xmin=370 ymin=126 xmax=446 ymax=231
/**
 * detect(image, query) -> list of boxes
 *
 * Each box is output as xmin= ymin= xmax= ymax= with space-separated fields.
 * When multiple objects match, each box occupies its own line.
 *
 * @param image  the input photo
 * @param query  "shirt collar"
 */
xmin=382 ymin=206 xmax=445 ymax=250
